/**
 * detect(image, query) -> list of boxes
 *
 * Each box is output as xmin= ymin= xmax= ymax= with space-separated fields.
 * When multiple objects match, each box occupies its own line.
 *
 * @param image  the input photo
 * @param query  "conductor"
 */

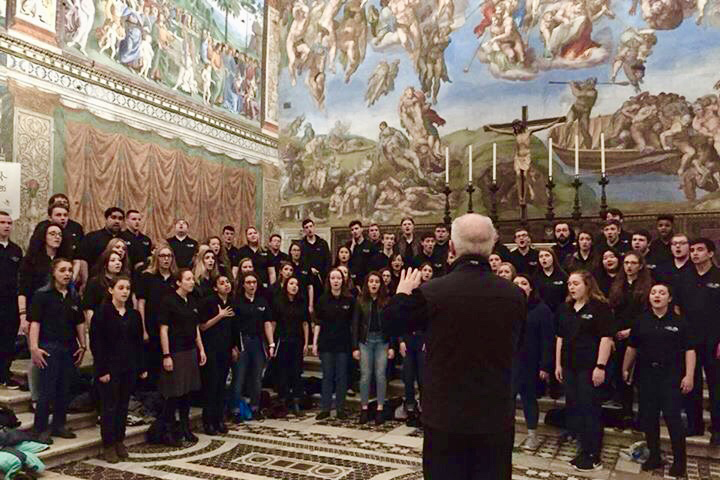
xmin=385 ymin=214 xmax=526 ymax=480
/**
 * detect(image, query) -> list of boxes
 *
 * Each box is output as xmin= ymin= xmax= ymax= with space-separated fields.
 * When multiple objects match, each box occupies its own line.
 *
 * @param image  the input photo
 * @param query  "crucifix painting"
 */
xmin=484 ymin=106 xmax=566 ymax=205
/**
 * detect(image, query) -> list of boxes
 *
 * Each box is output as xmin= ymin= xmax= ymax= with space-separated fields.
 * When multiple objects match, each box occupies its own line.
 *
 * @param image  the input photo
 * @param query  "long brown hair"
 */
xmin=360 ymin=271 xmax=389 ymax=307
xmin=143 ymin=242 xmax=178 ymax=276
xmin=537 ymin=247 xmax=565 ymax=275
xmin=325 ymin=267 xmax=352 ymax=298
xmin=566 ymin=269 xmax=608 ymax=304
xmin=91 ymin=238 xmax=131 ymax=277
xmin=609 ymin=251 xmax=652 ymax=309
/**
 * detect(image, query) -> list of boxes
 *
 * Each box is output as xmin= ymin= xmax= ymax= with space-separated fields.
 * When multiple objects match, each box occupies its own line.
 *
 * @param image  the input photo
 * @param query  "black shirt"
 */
xmin=434 ymin=242 xmax=449 ymax=264
xmin=18 ymin=252 xmax=54 ymax=305
xmin=226 ymin=245 xmax=241 ymax=267
xmin=533 ymin=268 xmax=568 ymax=313
xmin=563 ymin=251 xmax=596 ymax=273
xmin=398 ymin=237 xmax=420 ymax=267
xmin=32 ymin=220 xmax=84 ymax=259
xmin=90 ymin=302 xmax=144 ymax=377
xmin=674 ymin=265 xmax=720 ymax=346
xmin=347 ymin=238 xmax=377 ymax=285
xmin=315 ymin=292 xmax=354 ymax=353
xmin=412 ymin=250 xmax=446 ymax=278
xmin=369 ymin=251 xmax=393 ymax=273
xmin=158 ymin=292 xmax=199 ymax=353
xmin=629 ymin=310 xmax=689 ymax=377
xmin=0 ymin=241 xmax=23 ymax=301
xmin=509 ymin=247 xmax=539 ymax=275
xmin=593 ymin=269 xmax=617 ymax=297
xmin=553 ymin=242 xmax=576 ymax=266
xmin=267 ymin=250 xmax=290 ymax=280
xmin=493 ymin=242 xmax=512 ymax=262
xmin=648 ymin=239 xmax=672 ymax=267
xmin=78 ymin=228 xmax=125 ymax=269
xmin=238 ymin=245 xmax=272 ymax=287
xmin=557 ymin=299 xmax=616 ymax=371
xmin=136 ymin=271 xmax=175 ymax=337
xmin=300 ymin=236 xmax=331 ymax=281
xmin=200 ymin=294 xmax=234 ymax=353
xmin=82 ymin=275 xmax=111 ymax=313
xmin=598 ymin=237 xmax=631 ymax=255
xmin=654 ymin=259 xmax=691 ymax=288
xmin=272 ymin=296 xmax=309 ymax=340
xmin=611 ymin=280 xmax=646 ymax=330
xmin=29 ymin=287 xmax=84 ymax=348
xmin=166 ymin=236 xmax=199 ymax=269
xmin=232 ymin=293 xmax=271 ymax=339
xmin=125 ymin=230 xmax=152 ymax=269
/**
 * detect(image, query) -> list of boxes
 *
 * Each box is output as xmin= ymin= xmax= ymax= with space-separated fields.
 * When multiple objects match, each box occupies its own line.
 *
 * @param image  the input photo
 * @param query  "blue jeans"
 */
xmin=320 ymin=352 xmax=349 ymax=412
xmin=359 ymin=332 xmax=388 ymax=407
xmin=512 ymin=363 xmax=539 ymax=430
xmin=231 ymin=335 xmax=266 ymax=411
xmin=403 ymin=333 xmax=425 ymax=410
xmin=34 ymin=342 xmax=74 ymax=433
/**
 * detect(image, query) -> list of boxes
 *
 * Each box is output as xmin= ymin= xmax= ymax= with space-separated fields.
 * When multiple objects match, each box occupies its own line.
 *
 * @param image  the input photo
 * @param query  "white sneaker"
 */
xmin=523 ymin=434 xmax=541 ymax=450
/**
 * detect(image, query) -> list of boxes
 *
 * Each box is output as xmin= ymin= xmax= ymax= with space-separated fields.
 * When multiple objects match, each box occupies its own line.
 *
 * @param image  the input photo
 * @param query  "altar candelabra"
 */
xmin=443 ymin=183 xmax=452 ymax=226
xmin=489 ymin=181 xmax=499 ymax=224
xmin=466 ymin=181 xmax=475 ymax=214
xmin=571 ymin=175 xmax=583 ymax=221
xmin=598 ymin=173 xmax=609 ymax=219
xmin=545 ymin=177 xmax=555 ymax=222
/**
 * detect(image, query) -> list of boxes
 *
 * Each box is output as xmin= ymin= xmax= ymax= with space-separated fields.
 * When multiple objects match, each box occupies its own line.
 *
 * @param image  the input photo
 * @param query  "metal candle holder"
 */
xmin=571 ymin=175 xmax=582 ymax=221
xmin=443 ymin=183 xmax=452 ymax=226
xmin=545 ymin=177 xmax=555 ymax=221
xmin=598 ymin=173 xmax=609 ymax=219
xmin=466 ymin=181 xmax=475 ymax=214
xmin=489 ymin=180 xmax=499 ymax=223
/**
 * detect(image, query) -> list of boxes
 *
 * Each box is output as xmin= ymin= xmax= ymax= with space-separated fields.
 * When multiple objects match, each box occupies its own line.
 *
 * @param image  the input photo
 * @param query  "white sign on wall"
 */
xmin=0 ymin=163 xmax=22 ymax=219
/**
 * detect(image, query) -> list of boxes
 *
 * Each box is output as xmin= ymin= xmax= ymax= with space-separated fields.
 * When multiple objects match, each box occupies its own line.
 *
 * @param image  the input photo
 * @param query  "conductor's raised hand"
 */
xmin=396 ymin=268 xmax=423 ymax=295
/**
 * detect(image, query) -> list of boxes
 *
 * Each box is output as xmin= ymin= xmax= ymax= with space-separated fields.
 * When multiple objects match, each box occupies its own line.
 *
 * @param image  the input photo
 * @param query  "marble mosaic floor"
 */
xmin=46 ymin=411 xmax=720 ymax=480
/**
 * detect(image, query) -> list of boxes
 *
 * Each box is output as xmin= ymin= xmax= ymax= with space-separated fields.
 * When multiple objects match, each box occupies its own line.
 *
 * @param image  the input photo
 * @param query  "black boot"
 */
xmin=163 ymin=431 xmax=182 ymax=447
xmin=291 ymin=400 xmax=304 ymax=417
xmin=181 ymin=421 xmax=198 ymax=443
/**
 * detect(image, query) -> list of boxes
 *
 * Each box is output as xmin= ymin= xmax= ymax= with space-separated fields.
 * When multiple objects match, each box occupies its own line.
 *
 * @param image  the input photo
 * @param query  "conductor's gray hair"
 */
xmin=450 ymin=214 xmax=497 ymax=258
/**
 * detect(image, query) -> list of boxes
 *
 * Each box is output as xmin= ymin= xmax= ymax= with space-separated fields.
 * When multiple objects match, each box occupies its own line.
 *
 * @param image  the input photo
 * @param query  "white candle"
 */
xmin=600 ymin=133 xmax=606 ymax=175
xmin=445 ymin=147 xmax=449 ymax=183
xmin=468 ymin=145 xmax=473 ymax=182
xmin=492 ymin=143 xmax=497 ymax=182
xmin=574 ymin=135 xmax=579 ymax=176
xmin=548 ymin=138 xmax=553 ymax=179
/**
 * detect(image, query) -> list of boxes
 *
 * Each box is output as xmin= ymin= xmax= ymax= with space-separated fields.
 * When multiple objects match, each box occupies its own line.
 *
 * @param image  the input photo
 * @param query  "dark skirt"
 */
xmin=158 ymin=348 xmax=201 ymax=398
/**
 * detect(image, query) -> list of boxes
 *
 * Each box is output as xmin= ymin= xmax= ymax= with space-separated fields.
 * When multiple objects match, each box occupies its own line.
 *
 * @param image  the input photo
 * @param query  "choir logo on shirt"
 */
xmin=434 ymin=263 xmax=443 ymax=269
xmin=342 ymin=305 xmax=350 ymax=310
xmin=257 ymin=306 xmax=266 ymax=311
xmin=647 ymin=264 xmax=657 ymax=270
xmin=553 ymin=281 xmax=564 ymax=285
xmin=580 ymin=313 xmax=593 ymax=320
xmin=143 ymin=241 xmax=150 ymax=246
xmin=707 ymin=283 xmax=720 ymax=289
xmin=362 ymin=248 xmax=371 ymax=254
xmin=193 ymin=308 xmax=199 ymax=314
xmin=529 ymin=261 xmax=538 ymax=266
xmin=125 ymin=241 xmax=132 ymax=247
xmin=664 ymin=326 xmax=679 ymax=332
xmin=71 ymin=305 xmax=79 ymax=312
xmin=10 ymin=256 xmax=20 ymax=263
xmin=187 ymin=243 xmax=195 ymax=248
xmin=260 ymin=252 xmax=268 ymax=257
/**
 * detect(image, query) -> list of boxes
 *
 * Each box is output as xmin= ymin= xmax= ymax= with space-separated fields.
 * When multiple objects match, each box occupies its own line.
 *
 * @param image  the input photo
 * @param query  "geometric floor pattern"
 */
xmin=49 ymin=411 xmax=720 ymax=479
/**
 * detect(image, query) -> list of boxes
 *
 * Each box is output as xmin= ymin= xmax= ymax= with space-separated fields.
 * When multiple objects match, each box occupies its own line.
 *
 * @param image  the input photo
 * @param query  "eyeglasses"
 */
xmin=47 ymin=231 xmax=62 ymax=237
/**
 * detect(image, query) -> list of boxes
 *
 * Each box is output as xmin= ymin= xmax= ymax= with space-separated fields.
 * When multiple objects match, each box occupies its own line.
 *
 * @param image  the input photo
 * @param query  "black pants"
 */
xmin=277 ymin=338 xmax=304 ymax=402
xmin=612 ymin=341 xmax=634 ymax=417
xmin=34 ymin=343 xmax=74 ymax=433
xmin=685 ymin=342 xmax=720 ymax=433
xmin=201 ymin=349 xmax=230 ymax=426
xmin=638 ymin=367 xmax=686 ymax=466
xmin=143 ymin=337 xmax=162 ymax=391
xmin=423 ymin=426 xmax=513 ymax=480
xmin=163 ymin=394 xmax=191 ymax=425
xmin=565 ymin=368 xmax=603 ymax=456
xmin=0 ymin=306 xmax=18 ymax=384
xmin=98 ymin=371 xmax=136 ymax=447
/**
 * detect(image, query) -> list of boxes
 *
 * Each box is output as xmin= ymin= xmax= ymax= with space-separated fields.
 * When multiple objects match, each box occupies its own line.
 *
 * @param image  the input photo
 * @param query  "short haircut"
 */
xmin=302 ymin=218 xmax=314 ymax=227
xmin=435 ymin=224 xmax=448 ymax=230
xmin=421 ymin=232 xmax=435 ymax=242
xmin=554 ymin=221 xmax=570 ymax=230
xmin=657 ymin=214 xmax=674 ymax=223
xmin=47 ymin=203 xmax=69 ymax=216
xmin=369 ymin=223 xmax=379 ymax=229
xmin=348 ymin=220 xmax=362 ymax=229
xmin=222 ymin=225 xmax=235 ymax=233
xmin=604 ymin=219 xmax=621 ymax=229
xmin=126 ymin=209 xmax=141 ymax=217
xmin=690 ymin=237 xmax=716 ymax=253
xmin=633 ymin=229 xmax=651 ymax=241
xmin=606 ymin=208 xmax=624 ymax=219
xmin=269 ymin=233 xmax=282 ymax=242
xmin=400 ymin=216 xmax=415 ymax=225
xmin=104 ymin=207 xmax=125 ymax=219
xmin=0 ymin=210 xmax=10 ymax=217
xmin=514 ymin=228 xmax=529 ymax=236
xmin=671 ymin=233 xmax=688 ymax=242
xmin=451 ymin=214 xmax=496 ymax=258
xmin=382 ymin=232 xmax=395 ymax=239
xmin=48 ymin=193 xmax=69 ymax=206
xmin=650 ymin=281 xmax=674 ymax=296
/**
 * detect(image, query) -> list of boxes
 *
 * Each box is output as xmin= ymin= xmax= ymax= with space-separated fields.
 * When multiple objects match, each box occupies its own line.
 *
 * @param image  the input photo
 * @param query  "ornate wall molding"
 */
xmin=261 ymin=1 xmax=280 ymax=132
xmin=0 ymin=33 xmax=279 ymax=163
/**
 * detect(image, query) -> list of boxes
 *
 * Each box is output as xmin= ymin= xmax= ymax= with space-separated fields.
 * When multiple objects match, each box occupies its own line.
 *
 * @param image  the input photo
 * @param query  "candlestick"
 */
xmin=489 ymin=180 xmax=499 ymax=224
xmin=492 ymin=143 xmax=497 ymax=182
xmin=445 ymin=147 xmax=449 ymax=183
xmin=572 ymin=175 xmax=582 ymax=222
xmin=546 ymin=176 xmax=555 ymax=221
xmin=598 ymin=173 xmax=609 ymax=219
xmin=600 ymin=133 xmax=606 ymax=174
xmin=466 ymin=181 xmax=475 ymax=214
xmin=574 ymin=135 xmax=579 ymax=175
xmin=468 ymin=145 xmax=473 ymax=182
xmin=548 ymin=138 xmax=553 ymax=179
xmin=443 ymin=182 xmax=452 ymax=226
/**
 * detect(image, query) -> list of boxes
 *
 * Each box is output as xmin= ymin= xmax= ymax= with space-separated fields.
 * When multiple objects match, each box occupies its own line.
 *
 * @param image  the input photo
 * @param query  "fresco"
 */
xmin=63 ymin=0 xmax=265 ymax=123
xmin=277 ymin=0 xmax=720 ymax=227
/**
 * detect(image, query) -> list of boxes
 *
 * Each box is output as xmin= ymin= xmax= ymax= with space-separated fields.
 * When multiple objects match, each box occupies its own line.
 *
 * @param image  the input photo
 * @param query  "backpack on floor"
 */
xmin=0 ymin=407 xmax=20 ymax=429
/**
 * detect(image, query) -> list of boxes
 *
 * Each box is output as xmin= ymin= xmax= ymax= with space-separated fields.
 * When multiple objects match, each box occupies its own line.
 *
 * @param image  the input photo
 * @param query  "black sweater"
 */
xmin=315 ymin=293 xmax=354 ymax=353
xmin=90 ymin=302 xmax=145 ymax=377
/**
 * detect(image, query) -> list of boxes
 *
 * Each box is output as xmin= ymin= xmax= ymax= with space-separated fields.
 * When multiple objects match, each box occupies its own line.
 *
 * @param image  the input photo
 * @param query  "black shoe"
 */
xmin=4 ymin=379 xmax=20 ymax=390
xmin=181 ymin=422 xmax=198 ymax=443
xmin=375 ymin=410 xmax=385 ymax=426
xmin=162 ymin=432 xmax=182 ymax=447
xmin=216 ymin=422 xmax=228 ymax=434
xmin=336 ymin=409 xmax=348 ymax=420
xmin=668 ymin=462 xmax=686 ymax=478
xmin=316 ymin=411 xmax=331 ymax=420
xmin=35 ymin=431 xmax=53 ymax=445
xmin=711 ymin=433 xmax=720 ymax=446
xmin=686 ymin=428 xmax=705 ymax=437
xmin=574 ymin=454 xmax=603 ymax=472
xmin=203 ymin=423 xmax=218 ymax=436
xmin=641 ymin=456 xmax=665 ymax=471
xmin=291 ymin=400 xmax=304 ymax=417
xmin=51 ymin=427 xmax=77 ymax=439
xmin=359 ymin=409 xmax=369 ymax=425
xmin=252 ymin=410 xmax=265 ymax=421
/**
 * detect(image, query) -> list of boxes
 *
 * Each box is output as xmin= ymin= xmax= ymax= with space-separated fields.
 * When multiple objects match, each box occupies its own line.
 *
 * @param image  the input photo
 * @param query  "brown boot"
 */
xmin=115 ymin=442 xmax=129 ymax=459
xmin=102 ymin=446 xmax=119 ymax=464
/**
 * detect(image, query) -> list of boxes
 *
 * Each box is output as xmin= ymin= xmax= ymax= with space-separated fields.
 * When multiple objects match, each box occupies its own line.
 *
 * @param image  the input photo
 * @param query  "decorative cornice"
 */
xmin=0 ymin=33 xmax=279 ymax=152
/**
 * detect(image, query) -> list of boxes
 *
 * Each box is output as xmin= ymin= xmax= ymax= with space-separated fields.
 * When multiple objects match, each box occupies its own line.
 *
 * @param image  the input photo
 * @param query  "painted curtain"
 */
xmin=63 ymin=120 xmax=256 ymax=244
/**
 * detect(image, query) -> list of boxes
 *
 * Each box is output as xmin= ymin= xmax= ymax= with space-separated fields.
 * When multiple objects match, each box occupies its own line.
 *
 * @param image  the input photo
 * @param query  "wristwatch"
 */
xmin=595 ymin=363 xmax=606 ymax=370
xmin=163 ymin=353 xmax=171 ymax=359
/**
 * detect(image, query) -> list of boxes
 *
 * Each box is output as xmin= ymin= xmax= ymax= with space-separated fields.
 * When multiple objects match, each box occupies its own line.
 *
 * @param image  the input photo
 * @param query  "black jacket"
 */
xmin=352 ymin=297 xmax=389 ymax=350
xmin=90 ymin=302 xmax=145 ymax=377
xmin=384 ymin=255 xmax=526 ymax=435
xmin=516 ymin=299 xmax=554 ymax=374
